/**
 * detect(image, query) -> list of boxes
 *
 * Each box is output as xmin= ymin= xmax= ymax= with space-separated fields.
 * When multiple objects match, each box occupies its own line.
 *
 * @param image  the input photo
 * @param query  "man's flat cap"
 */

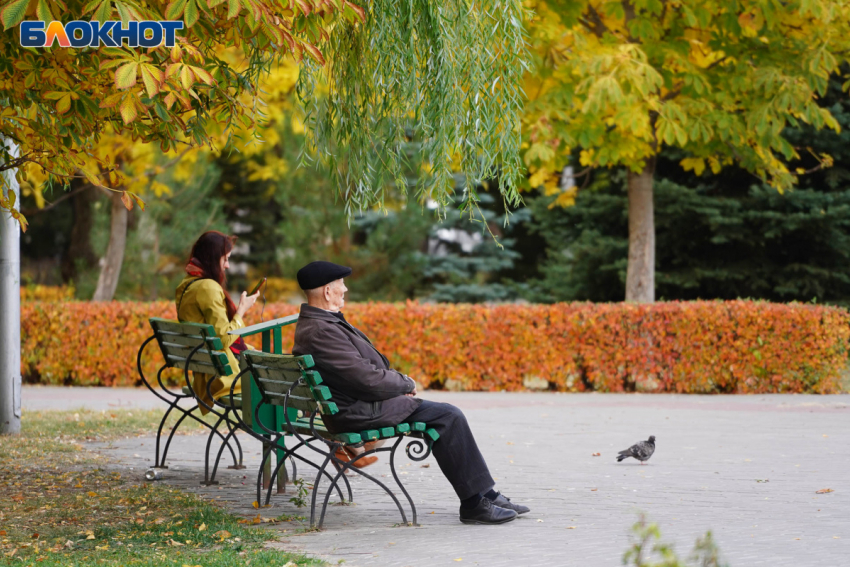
xmin=297 ymin=261 xmax=352 ymax=290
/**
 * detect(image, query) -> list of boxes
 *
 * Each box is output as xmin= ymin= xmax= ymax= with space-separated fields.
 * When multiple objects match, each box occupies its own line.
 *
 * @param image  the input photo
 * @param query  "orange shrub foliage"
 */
xmin=21 ymin=300 xmax=850 ymax=393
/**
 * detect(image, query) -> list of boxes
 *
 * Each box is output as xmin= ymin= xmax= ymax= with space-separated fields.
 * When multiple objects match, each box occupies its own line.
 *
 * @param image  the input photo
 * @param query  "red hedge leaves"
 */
xmin=21 ymin=300 xmax=850 ymax=393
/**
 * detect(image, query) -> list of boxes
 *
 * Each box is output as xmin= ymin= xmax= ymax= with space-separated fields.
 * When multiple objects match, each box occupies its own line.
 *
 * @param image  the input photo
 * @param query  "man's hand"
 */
xmin=405 ymin=377 xmax=418 ymax=397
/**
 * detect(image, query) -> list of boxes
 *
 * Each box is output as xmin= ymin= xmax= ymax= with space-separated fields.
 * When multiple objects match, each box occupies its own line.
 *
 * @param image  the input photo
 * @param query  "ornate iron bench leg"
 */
xmin=389 ymin=437 xmax=418 ymax=526
xmin=208 ymin=410 xmax=243 ymax=484
xmin=265 ymin=442 xmax=345 ymax=507
xmin=201 ymin=415 xmax=225 ymax=486
xmin=310 ymin=452 xmax=334 ymax=528
xmin=317 ymin=450 xmax=409 ymax=530
xmin=223 ymin=416 xmax=245 ymax=470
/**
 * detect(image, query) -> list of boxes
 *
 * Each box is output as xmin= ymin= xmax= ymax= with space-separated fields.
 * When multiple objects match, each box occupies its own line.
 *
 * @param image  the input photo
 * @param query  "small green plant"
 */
xmin=289 ymin=478 xmax=310 ymax=508
xmin=623 ymin=514 xmax=728 ymax=567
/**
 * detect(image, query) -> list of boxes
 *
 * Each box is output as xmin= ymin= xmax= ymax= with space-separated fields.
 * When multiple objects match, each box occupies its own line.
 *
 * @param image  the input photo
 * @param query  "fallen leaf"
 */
xmin=567 ymin=526 xmax=577 ymax=529
xmin=252 ymin=501 xmax=260 ymax=509
xmin=86 ymin=534 xmax=95 ymax=540
xmin=87 ymin=491 xmax=98 ymax=498
xmin=213 ymin=530 xmax=231 ymax=540
xmin=31 ymin=533 xmax=39 ymax=539
xmin=454 ymin=559 xmax=462 ymax=562
xmin=198 ymin=523 xmax=206 ymax=532
xmin=590 ymin=488 xmax=598 ymax=492
xmin=816 ymin=488 xmax=834 ymax=494
xmin=536 ymin=519 xmax=544 ymax=523
xmin=592 ymin=453 xmax=601 ymax=457
xmin=169 ymin=539 xmax=184 ymax=547
xmin=421 ymin=464 xmax=430 ymax=468
xmin=0 ymin=530 xmax=6 ymax=536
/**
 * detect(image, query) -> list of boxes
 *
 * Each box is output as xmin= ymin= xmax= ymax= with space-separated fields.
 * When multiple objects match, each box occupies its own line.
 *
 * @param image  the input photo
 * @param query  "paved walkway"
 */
xmin=26 ymin=387 xmax=850 ymax=566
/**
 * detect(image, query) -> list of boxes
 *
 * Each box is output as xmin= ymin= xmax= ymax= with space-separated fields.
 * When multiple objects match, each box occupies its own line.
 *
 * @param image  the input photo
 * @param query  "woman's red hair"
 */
xmin=188 ymin=231 xmax=238 ymax=320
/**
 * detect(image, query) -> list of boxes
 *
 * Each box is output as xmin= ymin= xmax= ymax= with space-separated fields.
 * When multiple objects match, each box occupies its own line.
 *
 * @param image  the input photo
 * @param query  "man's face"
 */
xmin=326 ymin=279 xmax=348 ymax=311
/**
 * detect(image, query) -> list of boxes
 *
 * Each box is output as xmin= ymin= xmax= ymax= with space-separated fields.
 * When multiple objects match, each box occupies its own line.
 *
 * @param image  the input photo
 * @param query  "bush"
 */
xmin=20 ymin=300 xmax=850 ymax=393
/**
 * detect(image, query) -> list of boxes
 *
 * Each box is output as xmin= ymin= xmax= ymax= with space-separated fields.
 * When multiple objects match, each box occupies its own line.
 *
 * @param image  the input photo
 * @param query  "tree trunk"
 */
xmin=625 ymin=159 xmax=656 ymax=303
xmin=60 ymin=180 xmax=98 ymax=283
xmin=92 ymin=192 xmax=128 ymax=301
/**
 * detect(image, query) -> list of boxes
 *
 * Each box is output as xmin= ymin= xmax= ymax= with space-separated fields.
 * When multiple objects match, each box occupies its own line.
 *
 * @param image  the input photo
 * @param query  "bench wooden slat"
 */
xmin=262 ymin=390 xmax=338 ymax=415
xmin=245 ymin=351 xmax=314 ymax=370
xmin=288 ymin=420 xmax=360 ymax=445
xmin=424 ymin=428 xmax=439 ymax=442
xmin=379 ymin=426 xmax=395 ymax=439
xmin=251 ymin=365 xmax=302 ymax=382
xmin=360 ymin=429 xmax=380 ymax=441
xmin=304 ymin=370 xmax=323 ymax=387
xmin=165 ymin=354 xmax=233 ymax=376
xmin=409 ymin=422 xmax=426 ymax=432
xmin=159 ymin=334 xmax=223 ymax=351
xmin=310 ymin=385 xmax=332 ymax=401
xmin=255 ymin=376 xmax=311 ymax=396
xmin=395 ymin=423 xmax=410 ymax=434
xmin=161 ymin=343 xmax=229 ymax=369
xmin=150 ymin=318 xmax=215 ymax=338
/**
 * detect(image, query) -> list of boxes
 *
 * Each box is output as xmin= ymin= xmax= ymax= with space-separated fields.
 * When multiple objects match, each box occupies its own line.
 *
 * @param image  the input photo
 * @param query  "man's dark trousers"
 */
xmin=389 ymin=399 xmax=495 ymax=501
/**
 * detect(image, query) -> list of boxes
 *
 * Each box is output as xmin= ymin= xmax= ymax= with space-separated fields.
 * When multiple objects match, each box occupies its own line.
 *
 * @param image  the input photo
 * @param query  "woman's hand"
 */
xmin=235 ymin=290 xmax=260 ymax=319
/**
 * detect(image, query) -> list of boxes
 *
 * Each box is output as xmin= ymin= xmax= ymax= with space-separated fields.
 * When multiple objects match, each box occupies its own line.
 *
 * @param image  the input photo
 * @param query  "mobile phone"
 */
xmin=249 ymin=277 xmax=267 ymax=295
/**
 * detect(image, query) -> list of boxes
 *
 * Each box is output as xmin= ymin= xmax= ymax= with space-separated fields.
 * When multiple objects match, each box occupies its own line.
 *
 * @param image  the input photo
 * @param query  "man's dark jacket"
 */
xmin=292 ymin=304 xmax=420 ymax=433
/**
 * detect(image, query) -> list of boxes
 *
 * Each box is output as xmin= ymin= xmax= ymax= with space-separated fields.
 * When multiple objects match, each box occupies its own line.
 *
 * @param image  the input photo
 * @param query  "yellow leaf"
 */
xmin=56 ymin=94 xmax=72 ymax=115
xmin=252 ymin=501 xmax=260 ymax=509
xmin=119 ymin=97 xmax=137 ymax=124
xmin=86 ymin=491 xmax=98 ymax=497
xmin=197 ymin=523 xmax=206 ymax=532
xmin=680 ymin=157 xmax=706 ymax=176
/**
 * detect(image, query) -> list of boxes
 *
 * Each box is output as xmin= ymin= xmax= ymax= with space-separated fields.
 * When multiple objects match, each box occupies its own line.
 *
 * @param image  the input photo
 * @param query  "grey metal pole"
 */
xmin=0 ymin=139 xmax=21 ymax=435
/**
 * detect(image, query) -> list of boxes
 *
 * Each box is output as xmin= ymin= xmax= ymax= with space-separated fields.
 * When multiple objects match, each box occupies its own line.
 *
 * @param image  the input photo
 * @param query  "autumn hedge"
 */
xmin=21 ymin=301 xmax=850 ymax=393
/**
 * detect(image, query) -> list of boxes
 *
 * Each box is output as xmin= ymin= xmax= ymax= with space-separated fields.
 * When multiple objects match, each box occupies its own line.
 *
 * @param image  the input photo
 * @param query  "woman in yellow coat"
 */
xmin=176 ymin=231 xmax=260 ymax=412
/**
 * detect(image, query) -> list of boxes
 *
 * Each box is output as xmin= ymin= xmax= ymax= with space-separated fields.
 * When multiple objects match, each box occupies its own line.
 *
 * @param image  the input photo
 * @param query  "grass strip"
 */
xmin=0 ymin=409 xmax=321 ymax=566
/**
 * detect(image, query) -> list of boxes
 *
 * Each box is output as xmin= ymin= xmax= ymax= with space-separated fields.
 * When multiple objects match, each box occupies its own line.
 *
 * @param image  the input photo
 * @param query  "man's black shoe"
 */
xmin=459 ymin=497 xmax=517 ymax=525
xmin=489 ymin=492 xmax=530 ymax=515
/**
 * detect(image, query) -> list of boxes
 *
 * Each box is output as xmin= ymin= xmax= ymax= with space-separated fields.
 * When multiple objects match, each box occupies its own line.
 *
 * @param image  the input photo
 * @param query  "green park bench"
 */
xmin=138 ymin=318 xmax=246 ymax=484
xmin=232 ymin=349 xmax=440 ymax=529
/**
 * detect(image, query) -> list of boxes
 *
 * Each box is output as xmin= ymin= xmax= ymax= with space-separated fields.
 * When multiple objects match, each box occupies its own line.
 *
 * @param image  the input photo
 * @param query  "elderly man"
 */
xmin=292 ymin=261 xmax=529 ymax=525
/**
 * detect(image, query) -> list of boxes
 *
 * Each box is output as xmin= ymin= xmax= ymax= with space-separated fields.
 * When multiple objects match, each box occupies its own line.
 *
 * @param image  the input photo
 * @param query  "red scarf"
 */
xmin=185 ymin=257 xmax=205 ymax=278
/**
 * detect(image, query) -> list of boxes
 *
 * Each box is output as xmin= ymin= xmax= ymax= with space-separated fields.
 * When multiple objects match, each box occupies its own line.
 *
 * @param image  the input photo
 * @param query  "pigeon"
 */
xmin=617 ymin=436 xmax=655 ymax=464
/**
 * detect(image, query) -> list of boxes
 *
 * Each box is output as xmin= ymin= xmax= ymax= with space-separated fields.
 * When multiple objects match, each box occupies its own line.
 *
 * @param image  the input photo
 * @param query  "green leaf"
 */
xmin=95 ymin=0 xmax=112 ymax=24
xmin=1 ymin=0 xmax=32 ymax=30
xmin=165 ymin=0 xmax=188 ymax=20
xmin=184 ymin=0 xmax=199 ymax=27
xmin=36 ymin=0 xmax=52 ymax=22
xmin=226 ymin=0 xmax=239 ymax=19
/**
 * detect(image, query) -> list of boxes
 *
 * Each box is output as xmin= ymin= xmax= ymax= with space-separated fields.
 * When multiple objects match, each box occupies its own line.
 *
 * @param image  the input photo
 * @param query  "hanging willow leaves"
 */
xmin=298 ymin=0 xmax=528 ymax=218
xmin=0 ymin=0 xmax=528 ymax=229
